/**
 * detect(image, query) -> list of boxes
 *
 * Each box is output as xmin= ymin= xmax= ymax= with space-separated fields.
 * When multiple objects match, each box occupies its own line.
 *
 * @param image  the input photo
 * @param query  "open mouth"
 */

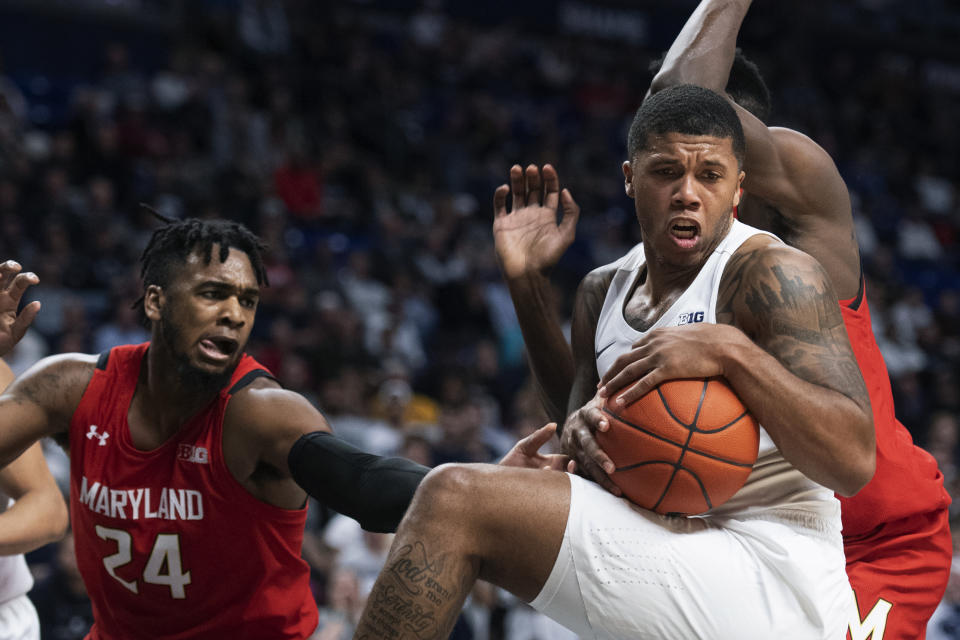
xmin=671 ymin=222 xmax=699 ymax=239
xmin=199 ymin=336 xmax=239 ymax=361
xmin=670 ymin=220 xmax=700 ymax=248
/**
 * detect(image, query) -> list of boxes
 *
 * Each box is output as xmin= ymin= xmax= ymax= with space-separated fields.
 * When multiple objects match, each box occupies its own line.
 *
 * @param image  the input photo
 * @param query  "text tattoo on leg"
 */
xmin=356 ymin=541 xmax=468 ymax=639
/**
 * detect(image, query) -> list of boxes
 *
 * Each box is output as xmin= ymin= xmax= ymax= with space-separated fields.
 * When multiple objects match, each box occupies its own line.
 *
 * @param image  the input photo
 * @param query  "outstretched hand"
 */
xmin=499 ymin=422 xmax=570 ymax=471
xmin=0 ymin=261 xmax=39 ymax=358
xmin=493 ymin=164 xmax=580 ymax=280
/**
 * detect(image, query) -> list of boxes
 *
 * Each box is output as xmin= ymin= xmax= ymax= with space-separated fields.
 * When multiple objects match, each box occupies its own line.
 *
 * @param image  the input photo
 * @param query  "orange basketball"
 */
xmin=596 ymin=377 xmax=759 ymax=516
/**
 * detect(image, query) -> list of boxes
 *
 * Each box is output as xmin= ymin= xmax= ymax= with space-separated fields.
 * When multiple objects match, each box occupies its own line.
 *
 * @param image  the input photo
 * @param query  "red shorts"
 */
xmin=845 ymin=507 xmax=952 ymax=640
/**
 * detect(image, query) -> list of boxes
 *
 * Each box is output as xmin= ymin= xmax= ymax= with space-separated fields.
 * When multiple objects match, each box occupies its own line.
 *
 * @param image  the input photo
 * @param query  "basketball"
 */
xmin=596 ymin=377 xmax=759 ymax=516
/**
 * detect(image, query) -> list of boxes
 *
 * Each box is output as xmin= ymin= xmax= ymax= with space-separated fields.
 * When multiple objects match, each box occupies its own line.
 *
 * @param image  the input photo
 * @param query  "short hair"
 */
xmin=135 ymin=217 xmax=268 ymax=310
xmin=627 ymin=84 xmax=746 ymax=164
xmin=648 ymin=48 xmax=772 ymax=122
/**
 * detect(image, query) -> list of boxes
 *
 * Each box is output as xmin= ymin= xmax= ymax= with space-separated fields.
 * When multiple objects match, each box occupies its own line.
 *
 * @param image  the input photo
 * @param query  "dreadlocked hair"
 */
xmin=133 ymin=212 xmax=269 ymax=313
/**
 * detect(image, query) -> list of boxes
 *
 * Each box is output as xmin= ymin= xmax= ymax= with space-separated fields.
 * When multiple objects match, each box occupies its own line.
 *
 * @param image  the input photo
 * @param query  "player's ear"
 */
xmin=623 ymin=161 xmax=635 ymax=198
xmin=733 ymin=176 xmax=745 ymax=208
xmin=143 ymin=285 xmax=165 ymax=322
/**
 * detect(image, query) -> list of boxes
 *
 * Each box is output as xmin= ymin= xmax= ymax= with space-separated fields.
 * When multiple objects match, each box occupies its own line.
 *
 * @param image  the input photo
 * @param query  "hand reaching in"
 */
xmin=499 ymin=422 xmax=570 ymax=471
xmin=0 ymin=261 xmax=39 ymax=358
xmin=493 ymin=164 xmax=580 ymax=280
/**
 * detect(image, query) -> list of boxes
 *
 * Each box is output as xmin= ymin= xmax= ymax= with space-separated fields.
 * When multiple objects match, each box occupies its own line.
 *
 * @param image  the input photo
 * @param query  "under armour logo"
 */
xmin=86 ymin=425 xmax=110 ymax=447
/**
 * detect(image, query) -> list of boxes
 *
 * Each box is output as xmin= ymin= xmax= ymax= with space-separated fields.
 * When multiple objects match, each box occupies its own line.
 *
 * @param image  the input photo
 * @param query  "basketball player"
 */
xmin=353 ymin=85 xmax=874 ymax=639
xmin=496 ymin=3 xmax=952 ymax=637
xmin=0 ymin=221 xmax=562 ymax=639
xmin=0 ymin=359 xmax=68 ymax=640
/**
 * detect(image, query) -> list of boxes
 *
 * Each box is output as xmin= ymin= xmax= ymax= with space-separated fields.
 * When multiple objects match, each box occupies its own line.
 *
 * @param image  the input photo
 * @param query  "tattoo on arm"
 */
xmin=719 ymin=246 xmax=870 ymax=409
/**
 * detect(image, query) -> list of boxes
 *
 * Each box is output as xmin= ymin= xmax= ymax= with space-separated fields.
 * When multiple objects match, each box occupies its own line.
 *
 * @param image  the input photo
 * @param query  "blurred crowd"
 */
xmin=1 ymin=0 xmax=960 ymax=638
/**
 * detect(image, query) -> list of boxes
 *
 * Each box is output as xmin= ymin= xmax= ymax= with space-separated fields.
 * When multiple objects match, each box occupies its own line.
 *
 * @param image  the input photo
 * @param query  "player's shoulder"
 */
xmin=13 ymin=352 xmax=99 ymax=392
xmin=225 ymin=377 xmax=330 ymax=438
xmin=5 ymin=352 xmax=100 ymax=422
xmin=582 ymin=262 xmax=617 ymax=288
xmin=723 ymin=234 xmax=833 ymax=299
xmin=768 ymin=126 xmax=839 ymax=173
xmin=580 ymin=249 xmax=633 ymax=295
xmin=736 ymin=232 xmax=823 ymax=268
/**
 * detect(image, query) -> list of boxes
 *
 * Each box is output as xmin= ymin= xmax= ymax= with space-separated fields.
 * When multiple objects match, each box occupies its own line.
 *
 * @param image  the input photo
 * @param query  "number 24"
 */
xmin=96 ymin=526 xmax=192 ymax=599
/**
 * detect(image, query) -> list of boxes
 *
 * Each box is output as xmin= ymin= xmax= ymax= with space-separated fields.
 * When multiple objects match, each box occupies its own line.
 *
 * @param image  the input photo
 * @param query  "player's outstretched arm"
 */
xmin=493 ymin=164 xmax=580 ymax=424
xmin=648 ymin=0 xmax=848 ymax=213
xmin=235 ymin=383 xmax=569 ymax=533
xmin=0 ymin=359 xmax=68 ymax=555
xmin=649 ymin=0 xmax=859 ymax=297
xmin=648 ymin=0 xmax=751 ymax=98
xmin=228 ymin=383 xmax=429 ymax=533
xmin=599 ymin=237 xmax=874 ymax=495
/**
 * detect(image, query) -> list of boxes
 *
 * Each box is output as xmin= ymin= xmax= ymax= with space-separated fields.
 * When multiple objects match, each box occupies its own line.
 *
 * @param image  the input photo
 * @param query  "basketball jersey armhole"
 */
xmin=839 ymin=267 xmax=865 ymax=311
xmin=227 ymin=368 xmax=277 ymax=395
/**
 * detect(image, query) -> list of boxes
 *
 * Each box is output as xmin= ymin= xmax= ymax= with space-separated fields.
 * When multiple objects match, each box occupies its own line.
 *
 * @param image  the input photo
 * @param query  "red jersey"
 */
xmin=837 ymin=281 xmax=950 ymax=537
xmin=70 ymin=343 xmax=318 ymax=639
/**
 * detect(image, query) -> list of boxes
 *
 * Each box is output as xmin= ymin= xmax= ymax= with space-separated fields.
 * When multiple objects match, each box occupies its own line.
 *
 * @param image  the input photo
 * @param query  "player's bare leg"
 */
xmin=354 ymin=464 xmax=570 ymax=640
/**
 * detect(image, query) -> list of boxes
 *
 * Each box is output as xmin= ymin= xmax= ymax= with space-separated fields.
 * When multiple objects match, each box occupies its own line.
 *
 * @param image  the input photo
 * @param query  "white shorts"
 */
xmin=530 ymin=474 xmax=853 ymax=639
xmin=0 ymin=594 xmax=39 ymax=640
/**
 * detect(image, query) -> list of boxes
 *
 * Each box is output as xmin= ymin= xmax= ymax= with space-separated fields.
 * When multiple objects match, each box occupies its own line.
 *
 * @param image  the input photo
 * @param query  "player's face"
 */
xmin=152 ymin=246 xmax=259 ymax=383
xmin=623 ymin=132 xmax=744 ymax=269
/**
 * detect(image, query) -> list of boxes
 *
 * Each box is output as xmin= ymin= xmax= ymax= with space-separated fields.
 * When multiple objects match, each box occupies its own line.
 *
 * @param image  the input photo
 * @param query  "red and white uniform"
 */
xmin=70 ymin=343 xmax=317 ymax=639
xmin=840 ymin=285 xmax=952 ymax=640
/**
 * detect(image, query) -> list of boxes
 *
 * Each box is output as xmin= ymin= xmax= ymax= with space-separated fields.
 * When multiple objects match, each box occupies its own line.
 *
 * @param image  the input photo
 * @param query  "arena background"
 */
xmin=1 ymin=0 xmax=958 ymax=638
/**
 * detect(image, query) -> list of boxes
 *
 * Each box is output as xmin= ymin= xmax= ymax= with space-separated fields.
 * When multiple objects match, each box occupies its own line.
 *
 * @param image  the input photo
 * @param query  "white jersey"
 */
xmin=0 ymin=496 xmax=33 ymax=606
xmin=593 ymin=219 xmax=841 ymax=527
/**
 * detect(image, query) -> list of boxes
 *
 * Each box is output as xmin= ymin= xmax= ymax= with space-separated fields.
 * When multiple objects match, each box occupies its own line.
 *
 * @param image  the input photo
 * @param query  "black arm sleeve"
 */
xmin=287 ymin=431 xmax=430 ymax=533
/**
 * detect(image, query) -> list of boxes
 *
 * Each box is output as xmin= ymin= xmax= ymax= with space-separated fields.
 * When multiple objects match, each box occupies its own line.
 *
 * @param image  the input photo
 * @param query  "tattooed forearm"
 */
xmin=355 ymin=541 xmax=474 ymax=640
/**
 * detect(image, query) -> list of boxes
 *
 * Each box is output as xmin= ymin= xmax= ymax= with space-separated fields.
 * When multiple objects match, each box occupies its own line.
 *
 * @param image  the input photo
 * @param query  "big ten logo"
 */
xmin=678 ymin=311 xmax=705 ymax=325
xmin=177 ymin=444 xmax=209 ymax=464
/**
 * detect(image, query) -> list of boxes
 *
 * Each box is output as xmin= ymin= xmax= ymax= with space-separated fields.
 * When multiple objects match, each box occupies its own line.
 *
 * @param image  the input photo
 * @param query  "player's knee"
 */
xmin=414 ymin=463 xmax=484 ymax=522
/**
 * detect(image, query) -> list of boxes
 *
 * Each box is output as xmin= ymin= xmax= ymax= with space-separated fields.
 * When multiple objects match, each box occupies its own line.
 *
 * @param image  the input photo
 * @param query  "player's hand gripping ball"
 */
xmin=597 ymin=377 xmax=759 ymax=516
